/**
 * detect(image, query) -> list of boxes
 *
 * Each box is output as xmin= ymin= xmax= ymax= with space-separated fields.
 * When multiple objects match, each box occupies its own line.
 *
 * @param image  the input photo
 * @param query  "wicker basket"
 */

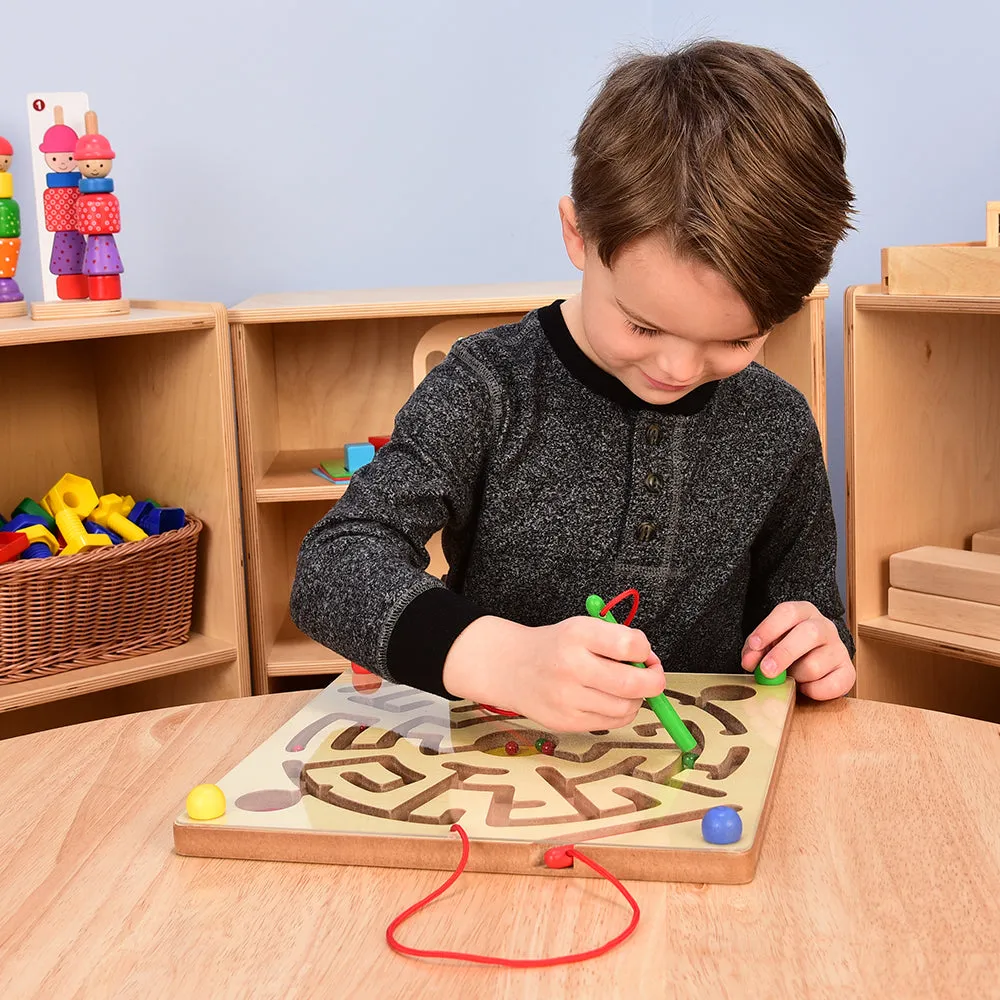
xmin=0 ymin=514 xmax=203 ymax=684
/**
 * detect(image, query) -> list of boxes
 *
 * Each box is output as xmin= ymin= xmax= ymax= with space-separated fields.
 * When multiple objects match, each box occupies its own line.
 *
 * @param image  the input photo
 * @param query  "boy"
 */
xmin=291 ymin=39 xmax=856 ymax=733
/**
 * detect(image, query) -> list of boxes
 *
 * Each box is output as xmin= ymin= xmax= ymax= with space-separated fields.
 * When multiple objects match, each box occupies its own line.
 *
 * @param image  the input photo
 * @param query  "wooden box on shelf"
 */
xmin=228 ymin=281 xmax=832 ymax=696
xmin=880 ymin=202 xmax=1000 ymax=297
xmin=0 ymin=301 xmax=250 ymax=739
xmin=845 ymin=284 xmax=1000 ymax=722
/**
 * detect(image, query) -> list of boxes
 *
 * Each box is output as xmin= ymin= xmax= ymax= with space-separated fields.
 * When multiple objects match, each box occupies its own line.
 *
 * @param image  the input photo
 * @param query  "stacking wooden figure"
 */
xmin=0 ymin=135 xmax=27 ymax=318
xmin=74 ymin=109 xmax=124 ymax=302
xmin=888 ymin=532 xmax=1000 ymax=640
xmin=39 ymin=106 xmax=87 ymax=300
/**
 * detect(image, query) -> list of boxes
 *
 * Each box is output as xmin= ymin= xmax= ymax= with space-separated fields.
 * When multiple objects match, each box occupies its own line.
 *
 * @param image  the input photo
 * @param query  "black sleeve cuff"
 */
xmin=386 ymin=587 xmax=486 ymax=698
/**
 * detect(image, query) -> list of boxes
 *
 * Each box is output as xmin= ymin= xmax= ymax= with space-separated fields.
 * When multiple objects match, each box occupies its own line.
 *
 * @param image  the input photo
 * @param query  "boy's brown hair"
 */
xmin=571 ymin=40 xmax=854 ymax=331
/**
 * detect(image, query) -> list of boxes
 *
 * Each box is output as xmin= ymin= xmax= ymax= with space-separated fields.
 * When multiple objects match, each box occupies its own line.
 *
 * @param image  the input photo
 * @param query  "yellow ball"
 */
xmin=185 ymin=783 xmax=226 ymax=821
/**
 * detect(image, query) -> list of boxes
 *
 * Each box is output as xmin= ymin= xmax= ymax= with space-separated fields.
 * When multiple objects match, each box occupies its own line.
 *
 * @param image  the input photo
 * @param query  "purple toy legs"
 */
xmin=49 ymin=230 xmax=86 ymax=275
xmin=83 ymin=234 xmax=124 ymax=276
xmin=0 ymin=277 xmax=23 ymax=302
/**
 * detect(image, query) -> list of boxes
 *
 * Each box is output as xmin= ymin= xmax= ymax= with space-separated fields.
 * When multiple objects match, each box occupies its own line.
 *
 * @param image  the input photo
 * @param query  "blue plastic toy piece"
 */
xmin=701 ymin=805 xmax=743 ymax=845
xmin=6 ymin=512 xmax=48 ymax=533
xmin=46 ymin=171 xmax=81 ymax=188
xmin=344 ymin=442 xmax=376 ymax=473
xmin=23 ymin=542 xmax=54 ymax=559
xmin=79 ymin=177 xmax=114 ymax=194
xmin=84 ymin=519 xmax=123 ymax=544
xmin=126 ymin=500 xmax=156 ymax=527
xmin=141 ymin=506 xmax=185 ymax=534
xmin=127 ymin=500 xmax=185 ymax=534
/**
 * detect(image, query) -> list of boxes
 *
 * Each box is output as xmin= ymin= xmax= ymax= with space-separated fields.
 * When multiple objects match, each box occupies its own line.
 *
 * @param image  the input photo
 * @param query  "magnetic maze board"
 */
xmin=173 ymin=672 xmax=796 ymax=883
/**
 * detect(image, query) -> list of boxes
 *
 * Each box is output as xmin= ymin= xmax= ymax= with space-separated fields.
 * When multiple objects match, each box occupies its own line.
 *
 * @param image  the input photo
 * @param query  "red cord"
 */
xmin=600 ymin=588 xmax=640 ymax=626
xmin=478 ymin=703 xmax=519 ymax=717
xmin=476 ymin=588 xmax=640 ymax=718
xmin=386 ymin=824 xmax=640 ymax=967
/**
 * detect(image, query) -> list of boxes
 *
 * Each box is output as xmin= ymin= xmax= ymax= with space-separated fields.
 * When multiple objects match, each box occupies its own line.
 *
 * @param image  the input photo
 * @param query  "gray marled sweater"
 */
xmin=290 ymin=301 xmax=853 ymax=698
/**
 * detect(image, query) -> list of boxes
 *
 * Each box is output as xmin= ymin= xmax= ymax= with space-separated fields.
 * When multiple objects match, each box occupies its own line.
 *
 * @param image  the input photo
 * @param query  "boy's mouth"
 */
xmin=641 ymin=372 xmax=695 ymax=392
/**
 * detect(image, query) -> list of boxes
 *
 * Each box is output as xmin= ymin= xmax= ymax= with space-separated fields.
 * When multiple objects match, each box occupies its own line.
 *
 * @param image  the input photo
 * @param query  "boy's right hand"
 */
xmin=441 ymin=615 xmax=666 ymax=733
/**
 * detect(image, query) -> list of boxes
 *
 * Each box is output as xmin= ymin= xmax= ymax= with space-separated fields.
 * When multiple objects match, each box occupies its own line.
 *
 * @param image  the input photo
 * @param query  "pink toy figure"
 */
xmin=74 ymin=110 xmax=123 ymax=301
xmin=0 ymin=135 xmax=27 ymax=315
xmin=39 ymin=106 xmax=88 ymax=300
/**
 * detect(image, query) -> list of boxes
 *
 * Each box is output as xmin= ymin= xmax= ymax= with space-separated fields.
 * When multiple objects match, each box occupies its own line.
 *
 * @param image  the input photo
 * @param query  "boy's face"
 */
xmin=559 ymin=198 xmax=767 ymax=405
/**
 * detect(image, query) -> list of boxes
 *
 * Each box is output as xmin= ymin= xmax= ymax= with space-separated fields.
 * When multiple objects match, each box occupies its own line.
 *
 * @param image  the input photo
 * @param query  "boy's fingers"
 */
xmin=571 ymin=686 xmax=645 ymax=725
xmin=786 ymin=643 xmax=844 ymax=683
xmin=579 ymin=655 xmax=665 ymax=701
xmin=579 ymin=618 xmax=652 ymax=665
xmin=754 ymin=617 xmax=830 ymax=677
xmin=797 ymin=661 xmax=856 ymax=701
xmin=742 ymin=601 xmax=819 ymax=667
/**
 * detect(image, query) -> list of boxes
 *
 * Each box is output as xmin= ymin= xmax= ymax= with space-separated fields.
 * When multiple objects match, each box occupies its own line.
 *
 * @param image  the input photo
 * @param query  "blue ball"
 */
xmin=701 ymin=805 xmax=743 ymax=845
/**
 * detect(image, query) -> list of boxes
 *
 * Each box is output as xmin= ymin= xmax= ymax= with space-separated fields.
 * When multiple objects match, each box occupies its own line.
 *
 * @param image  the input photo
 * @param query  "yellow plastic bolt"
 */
xmin=57 ymin=510 xmax=111 ymax=555
xmin=44 ymin=472 xmax=99 ymax=518
xmin=92 ymin=494 xmax=147 ymax=542
xmin=16 ymin=524 xmax=59 ymax=555
xmin=44 ymin=474 xmax=109 ymax=556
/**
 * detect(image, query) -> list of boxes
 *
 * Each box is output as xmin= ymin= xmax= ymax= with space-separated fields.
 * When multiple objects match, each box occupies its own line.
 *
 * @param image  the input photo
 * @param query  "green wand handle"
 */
xmin=585 ymin=594 xmax=698 ymax=755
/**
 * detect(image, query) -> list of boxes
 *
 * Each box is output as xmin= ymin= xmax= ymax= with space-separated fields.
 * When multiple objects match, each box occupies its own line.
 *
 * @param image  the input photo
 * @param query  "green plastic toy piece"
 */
xmin=754 ymin=664 xmax=787 ymax=686
xmin=585 ymin=593 xmax=699 ymax=762
xmin=321 ymin=461 xmax=351 ymax=481
xmin=0 ymin=198 xmax=20 ymax=239
xmin=12 ymin=498 xmax=55 ymax=533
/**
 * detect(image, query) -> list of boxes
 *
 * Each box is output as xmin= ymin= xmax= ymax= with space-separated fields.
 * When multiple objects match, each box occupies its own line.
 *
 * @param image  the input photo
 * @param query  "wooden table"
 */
xmin=1 ymin=692 xmax=997 ymax=999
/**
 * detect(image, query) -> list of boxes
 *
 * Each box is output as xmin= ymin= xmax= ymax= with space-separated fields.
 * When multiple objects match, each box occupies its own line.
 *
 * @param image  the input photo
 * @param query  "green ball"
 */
xmin=534 ymin=737 xmax=546 ymax=752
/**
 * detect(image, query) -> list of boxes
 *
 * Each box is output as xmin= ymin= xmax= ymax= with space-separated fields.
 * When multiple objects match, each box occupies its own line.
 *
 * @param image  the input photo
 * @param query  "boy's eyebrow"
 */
xmin=616 ymin=298 xmax=766 ymax=340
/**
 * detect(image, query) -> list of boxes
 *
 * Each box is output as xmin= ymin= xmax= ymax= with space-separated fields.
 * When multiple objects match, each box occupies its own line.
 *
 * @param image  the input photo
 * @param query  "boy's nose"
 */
xmin=654 ymin=345 xmax=701 ymax=384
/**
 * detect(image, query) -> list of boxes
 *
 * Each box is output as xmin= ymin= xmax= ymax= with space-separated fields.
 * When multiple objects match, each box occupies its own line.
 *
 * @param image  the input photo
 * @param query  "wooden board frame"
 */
xmin=174 ymin=673 xmax=796 ymax=884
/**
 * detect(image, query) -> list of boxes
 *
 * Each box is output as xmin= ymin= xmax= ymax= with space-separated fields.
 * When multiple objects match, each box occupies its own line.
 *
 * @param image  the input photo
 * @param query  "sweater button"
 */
xmin=645 ymin=423 xmax=662 ymax=445
xmin=644 ymin=472 xmax=663 ymax=494
xmin=636 ymin=521 xmax=658 ymax=543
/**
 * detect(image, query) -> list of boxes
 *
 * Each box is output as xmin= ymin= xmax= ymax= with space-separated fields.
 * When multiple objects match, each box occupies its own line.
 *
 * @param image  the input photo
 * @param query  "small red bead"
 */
xmin=505 ymin=740 xmax=519 ymax=756
xmin=541 ymin=740 xmax=556 ymax=756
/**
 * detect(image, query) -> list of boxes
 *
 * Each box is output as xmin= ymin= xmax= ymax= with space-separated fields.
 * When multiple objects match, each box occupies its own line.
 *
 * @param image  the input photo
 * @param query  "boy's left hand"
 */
xmin=741 ymin=601 xmax=855 ymax=700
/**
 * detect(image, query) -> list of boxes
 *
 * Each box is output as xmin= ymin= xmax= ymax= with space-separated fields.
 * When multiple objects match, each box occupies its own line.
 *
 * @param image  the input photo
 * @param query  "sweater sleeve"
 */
xmin=742 ymin=422 xmax=855 ymax=659
xmin=288 ymin=348 xmax=496 ymax=697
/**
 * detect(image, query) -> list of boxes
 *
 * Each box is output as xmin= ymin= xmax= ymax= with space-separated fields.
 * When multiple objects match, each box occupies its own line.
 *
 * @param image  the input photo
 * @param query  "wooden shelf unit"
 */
xmin=845 ymin=285 xmax=1000 ymax=722
xmin=229 ymin=281 xmax=831 ymax=694
xmin=0 ymin=301 xmax=251 ymax=739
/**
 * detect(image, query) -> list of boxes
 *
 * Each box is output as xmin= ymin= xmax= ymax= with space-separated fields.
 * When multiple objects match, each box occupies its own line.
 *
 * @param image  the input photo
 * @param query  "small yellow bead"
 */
xmin=185 ymin=783 xmax=226 ymax=821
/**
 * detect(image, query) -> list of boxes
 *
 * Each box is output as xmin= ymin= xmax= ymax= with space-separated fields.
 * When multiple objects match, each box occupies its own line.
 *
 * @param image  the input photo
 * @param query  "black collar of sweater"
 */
xmin=538 ymin=299 xmax=719 ymax=415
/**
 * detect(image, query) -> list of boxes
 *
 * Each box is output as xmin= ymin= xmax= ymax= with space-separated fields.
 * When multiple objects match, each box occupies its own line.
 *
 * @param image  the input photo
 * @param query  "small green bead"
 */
xmin=0 ymin=199 xmax=20 ymax=239
xmin=754 ymin=664 xmax=787 ymax=686
xmin=534 ymin=737 xmax=546 ymax=752
xmin=681 ymin=750 xmax=699 ymax=770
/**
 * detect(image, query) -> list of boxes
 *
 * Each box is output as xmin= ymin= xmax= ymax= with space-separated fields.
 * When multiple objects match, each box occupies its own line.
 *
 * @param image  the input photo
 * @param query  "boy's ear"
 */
xmin=558 ymin=196 xmax=586 ymax=271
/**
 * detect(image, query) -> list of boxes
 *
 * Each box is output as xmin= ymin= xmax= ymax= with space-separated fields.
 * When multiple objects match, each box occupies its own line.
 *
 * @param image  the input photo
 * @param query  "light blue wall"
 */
xmin=5 ymin=1 xmax=999 ymax=592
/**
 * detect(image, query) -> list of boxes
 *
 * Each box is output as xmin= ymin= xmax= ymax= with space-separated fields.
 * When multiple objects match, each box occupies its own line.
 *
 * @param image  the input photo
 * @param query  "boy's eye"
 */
xmin=730 ymin=338 xmax=756 ymax=350
xmin=626 ymin=320 xmax=659 ymax=337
